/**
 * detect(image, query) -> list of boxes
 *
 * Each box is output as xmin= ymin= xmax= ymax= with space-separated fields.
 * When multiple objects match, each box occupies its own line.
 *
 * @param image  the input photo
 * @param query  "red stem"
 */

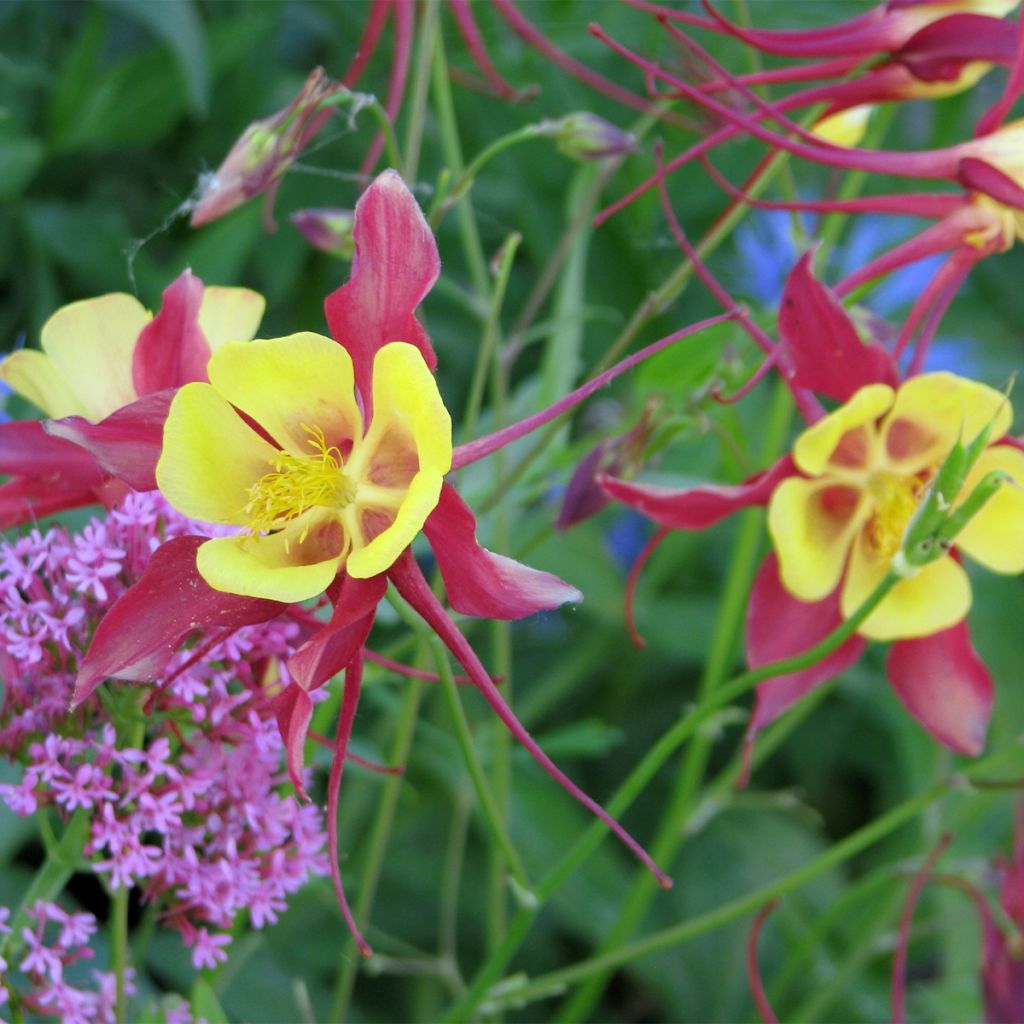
xmin=624 ymin=526 xmax=670 ymax=649
xmin=388 ymin=550 xmax=672 ymax=888
xmin=326 ymin=655 xmax=373 ymax=958
xmin=748 ymin=900 xmax=781 ymax=1024
xmin=343 ymin=0 xmax=393 ymax=88
xmin=892 ymin=833 xmax=953 ymax=1024
xmin=451 ymin=312 xmax=737 ymax=470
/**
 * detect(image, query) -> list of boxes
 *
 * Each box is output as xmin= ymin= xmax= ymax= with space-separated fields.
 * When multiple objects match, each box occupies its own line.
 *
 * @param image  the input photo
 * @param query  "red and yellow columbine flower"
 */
xmin=0 ymin=271 xmax=263 ymax=527
xmin=768 ymin=372 xmax=1024 ymax=641
xmin=602 ymin=257 xmax=1024 ymax=772
xmin=74 ymin=170 xmax=725 ymax=953
xmin=155 ymin=335 xmax=452 ymax=602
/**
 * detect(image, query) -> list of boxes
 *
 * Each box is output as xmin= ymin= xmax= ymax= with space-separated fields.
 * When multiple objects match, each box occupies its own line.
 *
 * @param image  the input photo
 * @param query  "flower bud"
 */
xmin=542 ymin=112 xmax=637 ymax=162
xmin=290 ymin=208 xmax=356 ymax=259
xmin=191 ymin=67 xmax=346 ymax=229
xmin=812 ymin=105 xmax=874 ymax=148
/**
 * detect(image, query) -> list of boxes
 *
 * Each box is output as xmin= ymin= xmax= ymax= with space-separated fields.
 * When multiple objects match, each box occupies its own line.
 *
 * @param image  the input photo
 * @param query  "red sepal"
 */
xmin=886 ymin=621 xmax=993 ymax=756
xmin=742 ymin=553 xmax=865 ymax=781
xmin=74 ymin=536 xmax=285 ymax=705
xmin=957 ymin=157 xmax=1024 ymax=212
xmin=779 ymin=251 xmax=898 ymax=401
xmin=273 ymin=684 xmax=317 ymax=800
xmin=287 ymin=573 xmax=387 ymax=692
xmin=132 ymin=270 xmax=211 ymax=395
xmin=423 ymin=484 xmax=582 ymax=619
xmin=46 ymin=390 xmax=174 ymax=492
xmin=324 ymin=170 xmax=439 ymax=408
xmin=600 ymin=454 xmax=795 ymax=530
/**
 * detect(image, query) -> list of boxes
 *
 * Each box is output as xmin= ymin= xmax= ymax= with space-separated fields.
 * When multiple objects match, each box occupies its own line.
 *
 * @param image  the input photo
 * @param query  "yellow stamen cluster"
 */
xmin=244 ymin=423 xmax=356 ymax=540
xmin=866 ymin=471 xmax=926 ymax=560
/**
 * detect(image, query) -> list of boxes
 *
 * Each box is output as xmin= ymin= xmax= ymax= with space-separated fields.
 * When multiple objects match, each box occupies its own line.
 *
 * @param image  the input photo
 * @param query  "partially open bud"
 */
xmin=191 ymin=68 xmax=347 ymax=229
xmin=541 ymin=112 xmax=637 ymax=161
xmin=290 ymin=208 xmax=356 ymax=259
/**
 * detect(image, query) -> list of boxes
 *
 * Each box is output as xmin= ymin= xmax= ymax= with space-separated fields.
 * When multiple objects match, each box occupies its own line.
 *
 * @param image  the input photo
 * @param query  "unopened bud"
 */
xmin=542 ymin=113 xmax=637 ymax=162
xmin=290 ymin=208 xmax=356 ymax=259
xmin=191 ymin=67 xmax=346 ymax=229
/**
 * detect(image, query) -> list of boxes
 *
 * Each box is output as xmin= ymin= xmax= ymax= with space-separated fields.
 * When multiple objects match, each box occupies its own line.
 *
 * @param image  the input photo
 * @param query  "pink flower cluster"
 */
xmin=0 ymin=900 xmax=135 ymax=1024
xmin=0 ymin=492 xmax=328 ymax=971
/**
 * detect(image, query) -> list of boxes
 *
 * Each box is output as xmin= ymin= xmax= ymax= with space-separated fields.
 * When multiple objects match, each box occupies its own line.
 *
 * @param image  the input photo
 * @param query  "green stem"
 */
xmin=489 ymin=786 xmax=937 ymax=1010
xmin=0 ymin=808 xmax=90 ymax=964
xmin=112 ymin=885 xmax=130 ymax=1024
xmin=365 ymin=99 xmax=402 ymax=172
xmin=430 ymin=28 xmax=490 ymax=297
xmin=401 ymin=0 xmax=440 ymax=182
xmin=329 ymin=680 xmax=425 ymax=1023
xmin=461 ymin=232 xmax=521 ymax=442
xmin=430 ymin=637 xmax=532 ymax=891
xmin=556 ymin=379 xmax=793 ymax=1022
xmin=443 ymin=572 xmax=898 ymax=1021
xmin=429 ymin=125 xmax=545 ymax=228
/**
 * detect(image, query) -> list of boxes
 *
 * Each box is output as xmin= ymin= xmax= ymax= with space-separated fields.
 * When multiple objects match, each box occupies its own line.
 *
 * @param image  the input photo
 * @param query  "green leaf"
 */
xmin=190 ymin=978 xmax=229 ymax=1024
xmin=101 ymin=0 xmax=210 ymax=115
xmin=0 ymin=129 xmax=43 ymax=199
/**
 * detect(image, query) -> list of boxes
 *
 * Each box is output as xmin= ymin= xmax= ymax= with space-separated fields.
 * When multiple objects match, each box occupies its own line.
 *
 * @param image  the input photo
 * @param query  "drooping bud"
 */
xmin=191 ymin=68 xmax=348 ymax=230
xmin=541 ymin=112 xmax=637 ymax=161
xmin=290 ymin=208 xmax=356 ymax=259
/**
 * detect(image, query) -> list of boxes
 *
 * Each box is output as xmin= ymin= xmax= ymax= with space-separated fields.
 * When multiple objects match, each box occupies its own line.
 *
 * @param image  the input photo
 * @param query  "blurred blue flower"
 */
xmin=604 ymin=510 xmax=653 ymax=573
xmin=730 ymin=210 xmax=800 ymax=305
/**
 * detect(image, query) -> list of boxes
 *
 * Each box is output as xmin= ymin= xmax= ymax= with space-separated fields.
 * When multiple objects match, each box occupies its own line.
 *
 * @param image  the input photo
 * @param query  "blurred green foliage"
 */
xmin=2 ymin=0 xmax=1024 ymax=1021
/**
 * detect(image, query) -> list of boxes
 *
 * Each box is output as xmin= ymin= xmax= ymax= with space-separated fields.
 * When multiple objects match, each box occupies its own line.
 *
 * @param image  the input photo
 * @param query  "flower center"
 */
xmin=865 ymin=471 xmax=925 ymax=560
xmin=244 ymin=424 xmax=356 ymax=537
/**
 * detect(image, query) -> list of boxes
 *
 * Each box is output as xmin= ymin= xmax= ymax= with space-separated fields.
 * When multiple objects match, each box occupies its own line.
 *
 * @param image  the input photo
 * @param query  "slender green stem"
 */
xmin=112 ymin=885 xmax=130 ymax=1024
xmin=430 ymin=638 xmax=532 ymax=891
xmin=461 ymin=232 xmax=521 ymax=441
xmin=329 ymin=680 xmax=425 ymax=1022
xmin=429 ymin=125 xmax=544 ymax=228
xmin=365 ymin=100 xmax=402 ymax=172
xmin=486 ymin=785 xmax=939 ymax=1010
xmin=430 ymin=28 xmax=490 ymax=297
xmin=401 ymin=0 xmax=440 ymax=182
xmin=0 ymin=809 xmax=89 ymax=964
xmin=443 ymin=572 xmax=898 ymax=1021
xmin=556 ymin=379 xmax=793 ymax=1022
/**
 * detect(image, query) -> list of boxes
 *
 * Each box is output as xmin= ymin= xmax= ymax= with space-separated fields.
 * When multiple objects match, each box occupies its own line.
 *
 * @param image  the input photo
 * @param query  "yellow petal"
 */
xmin=206 ymin=333 xmax=361 ymax=454
xmin=793 ymin=384 xmax=893 ymax=477
xmin=0 ymin=350 xmax=87 ymax=418
xmin=346 ymin=342 xmax=453 ymax=486
xmin=345 ymin=469 xmax=444 ymax=578
xmin=955 ymin=445 xmax=1024 ymax=574
xmin=842 ymin=529 xmax=971 ymax=640
xmin=41 ymin=293 xmax=149 ymax=422
xmin=768 ymin=478 xmax=867 ymax=601
xmin=812 ymin=105 xmax=873 ymax=148
xmin=198 ymin=287 xmax=266 ymax=350
xmin=197 ymin=509 xmax=347 ymax=602
xmin=156 ymin=382 xmax=280 ymax=525
xmin=881 ymin=371 xmax=1012 ymax=475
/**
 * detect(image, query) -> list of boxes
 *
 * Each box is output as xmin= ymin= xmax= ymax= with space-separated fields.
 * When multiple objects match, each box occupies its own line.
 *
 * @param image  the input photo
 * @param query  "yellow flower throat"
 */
xmin=245 ymin=424 xmax=356 ymax=538
xmin=865 ymin=470 xmax=926 ymax=560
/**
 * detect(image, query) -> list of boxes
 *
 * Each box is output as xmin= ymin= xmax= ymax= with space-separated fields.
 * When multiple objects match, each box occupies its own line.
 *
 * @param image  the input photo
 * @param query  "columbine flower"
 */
xmin=0 ymin=271 xmax=263 ymax=528
xmin=768 ymin=373 xmax=1021 ymax=640
xmin=75 ymin=170 xmax=730 ymax=953
xmin=602 ymin=256 xmax=1024 ymax=772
